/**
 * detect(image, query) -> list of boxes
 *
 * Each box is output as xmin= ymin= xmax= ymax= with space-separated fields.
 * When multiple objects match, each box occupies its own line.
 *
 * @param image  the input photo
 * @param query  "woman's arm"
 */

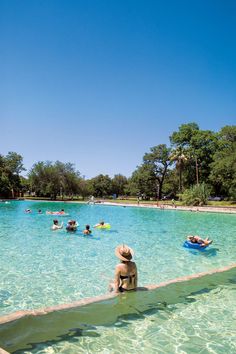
xmin=113 ymin=266 xmax=121 ymax=292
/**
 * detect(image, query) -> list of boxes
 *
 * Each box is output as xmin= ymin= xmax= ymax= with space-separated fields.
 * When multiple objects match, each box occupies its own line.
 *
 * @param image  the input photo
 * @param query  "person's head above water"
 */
xmin=86 ymin=224 xmax=90 ymax=230
xmin=115 ymin=244 xmax=134 ymax=262
xmin=100 ymin=221 xmax=104 ymax=225
xmin=53 ymin=219 xmax=58 ymax=225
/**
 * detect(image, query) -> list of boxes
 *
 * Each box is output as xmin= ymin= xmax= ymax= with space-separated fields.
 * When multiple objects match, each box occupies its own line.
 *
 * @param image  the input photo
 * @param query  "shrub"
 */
xmin=181 ymin=183 xmax=211 ymax=206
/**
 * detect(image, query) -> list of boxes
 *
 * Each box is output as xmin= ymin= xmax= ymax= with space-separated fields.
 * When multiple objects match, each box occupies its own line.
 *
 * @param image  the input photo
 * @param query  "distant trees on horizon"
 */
xmin=1 ymin=123 xmax=236 ymax=202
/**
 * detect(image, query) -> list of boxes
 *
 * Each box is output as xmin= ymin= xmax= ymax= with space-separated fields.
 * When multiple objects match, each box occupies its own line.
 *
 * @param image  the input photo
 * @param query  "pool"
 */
xmin=0 ymin=201 xmax=236 ymax=353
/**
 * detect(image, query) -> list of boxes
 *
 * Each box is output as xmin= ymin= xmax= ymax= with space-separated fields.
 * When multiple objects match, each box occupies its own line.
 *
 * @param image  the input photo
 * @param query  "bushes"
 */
xmin=181 ymin=183 xmax=211 ymax=206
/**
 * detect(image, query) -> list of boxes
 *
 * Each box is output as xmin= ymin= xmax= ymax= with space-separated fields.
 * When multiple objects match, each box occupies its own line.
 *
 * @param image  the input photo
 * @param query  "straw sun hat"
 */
xmin=115 ymin=244 xmax=134 ymax=262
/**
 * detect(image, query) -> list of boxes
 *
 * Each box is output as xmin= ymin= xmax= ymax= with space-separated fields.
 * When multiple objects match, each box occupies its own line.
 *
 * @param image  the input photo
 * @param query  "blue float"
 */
xmin=183 ymin=240 xmax=209 ymax=250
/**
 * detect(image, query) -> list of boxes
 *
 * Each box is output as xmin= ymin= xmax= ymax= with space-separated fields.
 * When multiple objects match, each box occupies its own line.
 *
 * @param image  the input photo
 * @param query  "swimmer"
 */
xmin=94 ymin=221 xmax=105 ymax=228
xmin=187 ymin=235 xmax=213 ymax=247
xmin=59 ymin=209 xmax=65 ymax=215
xmin=83 ymin=224 xmax=92 ymax=235
xmin=25 ymin=209 xmax=32 ymax=213
xmin=51 ymin=219 xmax=63 ymax=230
xmin=66 ymin=220 xmax=78 ymax=232
xmin=38 ymin=209 xmax=42 ymax=214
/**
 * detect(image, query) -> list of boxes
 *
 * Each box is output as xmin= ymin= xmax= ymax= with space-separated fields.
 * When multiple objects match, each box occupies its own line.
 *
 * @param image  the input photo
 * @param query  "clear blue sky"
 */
xmin=1 ymin=0 xmax=236 ymax=178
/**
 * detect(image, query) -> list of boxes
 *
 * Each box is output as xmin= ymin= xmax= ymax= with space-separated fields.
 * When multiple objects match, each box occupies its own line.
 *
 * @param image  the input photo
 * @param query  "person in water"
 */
xmin=59 ymin=209 xmax=65 ymax=215
xmin=110 ymin=245 xmax=137 ymax=293
xmin=51 ymin=219 xmax=63 ymax=230
xmin=187 ymin=235 xmax=213 ymax=247
xmin=66 ymin=220 xmax=78 ymax=232
xmin=25 ymin=209 xmax=32 ymax=213
xmin=83 ymin=224 xmax=92 ymax=235
xmin=94 ymin=220 xmax=105 ymax=228
xmin=38 ymin=209 xmax=42 ymax=214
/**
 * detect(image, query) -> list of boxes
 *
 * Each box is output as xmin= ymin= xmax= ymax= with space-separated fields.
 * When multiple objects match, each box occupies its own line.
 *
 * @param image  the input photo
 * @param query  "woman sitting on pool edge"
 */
xmin=187 ymin=235 xmax=213 ymax=247
xmin=110 ymin=245 xmax=137 ymax=293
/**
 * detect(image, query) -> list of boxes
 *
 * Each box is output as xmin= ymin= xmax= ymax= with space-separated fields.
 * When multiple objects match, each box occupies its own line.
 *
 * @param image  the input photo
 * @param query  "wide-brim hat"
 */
xmin=115 ymin=244 xmax=134 ymax=262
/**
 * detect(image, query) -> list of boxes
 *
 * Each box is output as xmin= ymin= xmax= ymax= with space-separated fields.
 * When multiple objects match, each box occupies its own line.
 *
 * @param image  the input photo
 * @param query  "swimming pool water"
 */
xmin=0 ymin=201 xmax=236 ymax=316
xmin=18 ymin=283 xmax=236 ymax=354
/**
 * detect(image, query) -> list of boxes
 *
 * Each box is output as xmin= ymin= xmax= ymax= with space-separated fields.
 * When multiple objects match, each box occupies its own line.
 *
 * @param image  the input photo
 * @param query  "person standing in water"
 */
xmin=83 ymin=224 xmax=92 ymax=235
xmin=51 ymin=219 xmax=63 ymax=230
xmin=110 ymin=245 xmax=137 ymax=293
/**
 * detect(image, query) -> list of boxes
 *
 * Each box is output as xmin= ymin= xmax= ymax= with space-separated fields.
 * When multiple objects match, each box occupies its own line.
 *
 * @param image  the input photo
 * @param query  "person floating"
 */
xmin=83 ymin=224 xmax=92 ymax=235
xmin=187 ymin=235 xmax=213 ymax=247
xmin=94 ymin=221 xmax=111 ymax=229
xmin=66 ymin=220 xmax=78 ymax=232
xmin=109 ymin=245 xmax=137 ymax=293
xmin=51 ymin=219 xmax=63 ymax=230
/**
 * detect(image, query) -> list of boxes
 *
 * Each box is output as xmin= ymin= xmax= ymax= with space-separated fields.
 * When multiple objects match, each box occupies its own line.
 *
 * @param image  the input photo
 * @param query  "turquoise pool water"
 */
xmin=19 ymin=283 xmax=236 ymax=354
xmin=0 ymin=201 xmax=236 ymax=317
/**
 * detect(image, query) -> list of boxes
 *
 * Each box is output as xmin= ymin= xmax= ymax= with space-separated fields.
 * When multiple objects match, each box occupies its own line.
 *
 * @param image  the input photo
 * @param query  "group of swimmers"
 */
xmin=51 ymin=220 xmax=109 ymax=235
xmin=25 ymin=209 xmax=66 ymax=215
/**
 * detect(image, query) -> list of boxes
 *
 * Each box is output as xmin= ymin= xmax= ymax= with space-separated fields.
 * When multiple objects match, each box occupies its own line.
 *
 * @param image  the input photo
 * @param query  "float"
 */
xmin=95 ymin=223 xmax=111 ymax=229
xmin=183 ymin=240 xmax=209 ymax=250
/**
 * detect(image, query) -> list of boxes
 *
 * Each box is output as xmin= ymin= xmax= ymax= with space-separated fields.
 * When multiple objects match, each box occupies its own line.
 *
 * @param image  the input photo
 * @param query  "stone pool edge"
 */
xmin=0 ymin=262 xmax=235 ymax=353
xmin=1 ymin=262 xmax=235 ymax=326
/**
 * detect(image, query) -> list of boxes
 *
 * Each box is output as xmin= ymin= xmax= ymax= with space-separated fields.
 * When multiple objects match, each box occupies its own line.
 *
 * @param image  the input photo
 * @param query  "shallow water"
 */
xmin=17 ymin=283 xmax=236 ymax=354
xmin=0 ymin=201 xmax=236 ymax=316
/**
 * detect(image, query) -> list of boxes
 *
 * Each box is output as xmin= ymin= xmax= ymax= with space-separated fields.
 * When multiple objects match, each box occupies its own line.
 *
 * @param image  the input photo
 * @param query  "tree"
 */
xmin=209 ymin=125 xmax=236 ymax=198
xmin=128 ymin=164 xmax=157 ymax=198
xmin=170 ymin=123 xmax=218 ymax=187
xmin=142 ymin=144 xmax=172 ymax=199
xmin=28 ymin=161 xmax=81 ymax=199
xmin=170 ymin=147 xmax=188 ymax=191
xmin=0 ymin=152 xmax=25 ymax=198
xmin=90 ymin=174 xmax=112 ymax=198
xmin=111 ymin=174 xmax=128 ymax=197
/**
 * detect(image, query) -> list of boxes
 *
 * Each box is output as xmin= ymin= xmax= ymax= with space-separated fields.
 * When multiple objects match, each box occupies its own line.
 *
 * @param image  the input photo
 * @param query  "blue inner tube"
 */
xmin=183 ymin=240 xmax=209 ymax=250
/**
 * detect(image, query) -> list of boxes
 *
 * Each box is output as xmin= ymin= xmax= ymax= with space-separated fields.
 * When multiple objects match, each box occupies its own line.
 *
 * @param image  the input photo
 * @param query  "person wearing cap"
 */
xmin=111 ymin=245 xmax=138 ymax=293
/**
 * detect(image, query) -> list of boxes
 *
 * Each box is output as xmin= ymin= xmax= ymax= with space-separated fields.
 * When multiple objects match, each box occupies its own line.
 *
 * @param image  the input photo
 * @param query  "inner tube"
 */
xmin=96 ymin=223 xmax=111 ymax=229
xmin=183 ymin=240 xmax=209 ymax=250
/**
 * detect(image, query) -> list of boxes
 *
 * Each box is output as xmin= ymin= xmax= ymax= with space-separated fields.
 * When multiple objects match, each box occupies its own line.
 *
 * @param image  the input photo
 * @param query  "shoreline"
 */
xmin=17 ymin=198 xmax=236 ymax=214
xmin=101 ymin=201 xmax=236 ymax=214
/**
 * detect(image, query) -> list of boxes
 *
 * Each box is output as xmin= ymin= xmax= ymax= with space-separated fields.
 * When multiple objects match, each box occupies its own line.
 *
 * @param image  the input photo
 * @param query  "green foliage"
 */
xmin=142 ymin=144 xmax=172 ymax=199
xmin=170 ymin=123 xmax=218 ymax=187
xmin=181 ymin=183 xmax=211 ymax=206
xmin=112 ymin=174 xmax=128 ymax=197
xmin=0 ymin=152 xmax=25 ymax=198
xmin=209 ymin=126 xmax=236 ymax=199
xmin=89 ymin=174 xmax=112 ymax=198
xmin=28 ymin=161 xmax=81 ymax=199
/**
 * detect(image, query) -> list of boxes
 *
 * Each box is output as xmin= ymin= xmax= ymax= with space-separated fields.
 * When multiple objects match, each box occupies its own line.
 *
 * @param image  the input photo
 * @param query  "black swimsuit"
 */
xmin=119 ymin=274 xmax=136 ymax=292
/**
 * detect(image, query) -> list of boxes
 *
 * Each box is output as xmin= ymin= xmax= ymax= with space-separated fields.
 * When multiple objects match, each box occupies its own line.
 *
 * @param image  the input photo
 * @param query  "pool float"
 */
xmin=95 ymin=223 xmax=111 ymax=229
xmin=183 ymin=240 xmax=209 ymax=250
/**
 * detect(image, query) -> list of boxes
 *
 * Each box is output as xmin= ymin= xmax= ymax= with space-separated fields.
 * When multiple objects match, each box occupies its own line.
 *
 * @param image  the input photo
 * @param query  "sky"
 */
xmin=1 ymin=0 xmax=236 ymax=179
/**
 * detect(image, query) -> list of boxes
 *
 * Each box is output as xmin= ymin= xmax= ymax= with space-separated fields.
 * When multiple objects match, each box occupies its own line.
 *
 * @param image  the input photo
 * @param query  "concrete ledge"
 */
xmin=0 ymin=263 xmax=235 ymax=353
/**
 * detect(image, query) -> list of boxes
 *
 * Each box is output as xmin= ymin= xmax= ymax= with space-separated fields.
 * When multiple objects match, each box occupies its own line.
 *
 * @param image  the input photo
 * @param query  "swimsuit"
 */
xmin=119 ymin=274 xmax=136 ymax=292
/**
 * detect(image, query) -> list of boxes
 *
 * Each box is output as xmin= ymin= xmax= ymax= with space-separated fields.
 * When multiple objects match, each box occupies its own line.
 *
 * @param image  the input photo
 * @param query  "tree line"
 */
xmin=1 ymin=123 xmax=236 ymax=203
